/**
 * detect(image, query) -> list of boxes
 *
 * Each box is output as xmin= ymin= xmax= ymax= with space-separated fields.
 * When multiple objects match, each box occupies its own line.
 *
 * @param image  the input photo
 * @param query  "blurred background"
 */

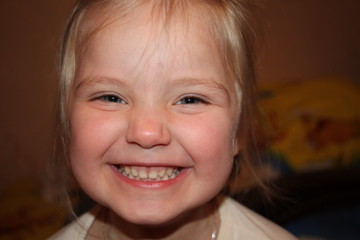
xmin=0 ymin=0 xmax=359 ymax=239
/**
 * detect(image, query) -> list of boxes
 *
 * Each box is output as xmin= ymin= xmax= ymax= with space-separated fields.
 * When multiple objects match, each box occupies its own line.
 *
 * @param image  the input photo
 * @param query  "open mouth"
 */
xmin=114 ymin=165 xmax=182 ymax=181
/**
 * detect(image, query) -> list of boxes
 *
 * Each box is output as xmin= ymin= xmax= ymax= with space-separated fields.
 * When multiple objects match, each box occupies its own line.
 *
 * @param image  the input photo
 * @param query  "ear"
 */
xmin=232 ymin=137 xmax=242 ymax=157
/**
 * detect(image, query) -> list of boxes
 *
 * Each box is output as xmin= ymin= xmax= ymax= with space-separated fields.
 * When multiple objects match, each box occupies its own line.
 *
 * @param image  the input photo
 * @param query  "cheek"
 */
xmin=68 ymin=108 xmax=126 ymax=203
xmin=177 ymin=114 xmax=236 ymax=175
xmin=69 ymin=108 xmax=123 ymax=165
xmin=188 ymin=115 xmax=235 ymax=153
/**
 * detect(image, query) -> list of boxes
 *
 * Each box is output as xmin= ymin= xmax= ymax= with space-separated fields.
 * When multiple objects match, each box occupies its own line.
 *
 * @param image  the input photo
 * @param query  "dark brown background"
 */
xmin=1 ymin=0 xmax=360 ymax=190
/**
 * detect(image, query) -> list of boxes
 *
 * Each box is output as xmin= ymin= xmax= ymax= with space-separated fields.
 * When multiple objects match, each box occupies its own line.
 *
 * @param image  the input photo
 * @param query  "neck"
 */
xmin=94 ymin=200 xmax=219 ymax=240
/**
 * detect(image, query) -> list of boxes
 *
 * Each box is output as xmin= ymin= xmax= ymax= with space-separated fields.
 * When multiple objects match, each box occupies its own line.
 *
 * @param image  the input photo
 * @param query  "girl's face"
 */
xmin=69 ymin=5 xmax=239 ymax=225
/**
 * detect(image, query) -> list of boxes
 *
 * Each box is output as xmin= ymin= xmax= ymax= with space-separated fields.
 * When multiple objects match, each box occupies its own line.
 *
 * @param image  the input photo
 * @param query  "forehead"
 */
xmin=77 ymin=2 xmax=230 ymax=87
xmin=81 ymin=1 xmax=213 ymax=51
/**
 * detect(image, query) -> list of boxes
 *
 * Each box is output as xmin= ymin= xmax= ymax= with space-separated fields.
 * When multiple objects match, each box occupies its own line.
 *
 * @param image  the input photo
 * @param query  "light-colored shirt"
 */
xmin=48 ymin=197 xmax=297 ymax=239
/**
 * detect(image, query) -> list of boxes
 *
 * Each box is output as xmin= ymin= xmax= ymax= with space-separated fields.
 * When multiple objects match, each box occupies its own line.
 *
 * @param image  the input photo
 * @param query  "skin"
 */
xmin=69 ymin=3 xmax=240 ymax=239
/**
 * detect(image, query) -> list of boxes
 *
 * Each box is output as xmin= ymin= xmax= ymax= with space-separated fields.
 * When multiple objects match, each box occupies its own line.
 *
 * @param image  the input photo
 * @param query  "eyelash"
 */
xmin=92 ymin=94 xmax=207 ymax=105
xmin=94 ymin=94 xmax=126 ymax=104
xmin=176 ymin=96 xmax=207 ymax=105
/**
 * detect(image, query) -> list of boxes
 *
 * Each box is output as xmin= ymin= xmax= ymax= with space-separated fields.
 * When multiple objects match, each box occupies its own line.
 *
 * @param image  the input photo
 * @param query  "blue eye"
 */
xmin=177 ymin=96 xmax=205 ymax=105
xmin=97 ymin=95 xmax=126 ymax=104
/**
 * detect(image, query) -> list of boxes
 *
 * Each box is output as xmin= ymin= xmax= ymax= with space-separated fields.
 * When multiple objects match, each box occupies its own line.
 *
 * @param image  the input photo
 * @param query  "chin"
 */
xmin=109 ymin=202 xmax=195 ymax=228
xmin=112 ymin=208 xmax=181 ymax=227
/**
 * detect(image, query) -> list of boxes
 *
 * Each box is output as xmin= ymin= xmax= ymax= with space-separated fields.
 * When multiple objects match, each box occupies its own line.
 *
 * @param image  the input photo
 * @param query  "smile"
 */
xmin=116 ymin=165 xmax=181 ymax=181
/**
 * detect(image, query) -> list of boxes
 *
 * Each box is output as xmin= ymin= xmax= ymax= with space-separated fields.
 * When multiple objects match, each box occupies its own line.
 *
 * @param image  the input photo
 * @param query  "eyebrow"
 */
xmin=75 ymin=76 xmax=128 ymax=92
xmin=172 ymin=77 xmax=231 ymax=98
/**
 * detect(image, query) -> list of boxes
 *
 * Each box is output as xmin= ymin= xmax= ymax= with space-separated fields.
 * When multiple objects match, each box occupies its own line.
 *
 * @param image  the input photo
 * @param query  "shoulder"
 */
xmin=218 ymin=197 xmax=298 ymax=240
xmin=47 ymin=206 xmax=101 ymax=240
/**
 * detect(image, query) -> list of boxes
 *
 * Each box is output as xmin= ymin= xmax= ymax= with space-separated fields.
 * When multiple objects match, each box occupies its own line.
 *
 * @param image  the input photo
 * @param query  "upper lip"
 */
xmin=108 ymin=161 xmax=190 ymax=168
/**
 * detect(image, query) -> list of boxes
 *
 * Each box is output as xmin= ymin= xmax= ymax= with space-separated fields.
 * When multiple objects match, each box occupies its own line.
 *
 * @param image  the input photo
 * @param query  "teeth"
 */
xmin=131 ymin=168 xmax=138 ymax=177
xmin=148 ymin=171 xmax=158 ymax=179
xmin=118 ymin=166 xmax=181 ymax=181
xmin=166 ymin=168 xmax=173 ymax=176
xmin=124 ymin=166 xmax=131 ymax=175
xmin=158 ymin=169 xmax=165 ymax=178
xmin=139 ymin=170 xmax=147 ymax=179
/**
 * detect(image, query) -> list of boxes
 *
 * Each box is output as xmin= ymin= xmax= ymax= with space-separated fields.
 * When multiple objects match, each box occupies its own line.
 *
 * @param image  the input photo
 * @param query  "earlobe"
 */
xmin=232 ymin=137 xmax=241 ymax=157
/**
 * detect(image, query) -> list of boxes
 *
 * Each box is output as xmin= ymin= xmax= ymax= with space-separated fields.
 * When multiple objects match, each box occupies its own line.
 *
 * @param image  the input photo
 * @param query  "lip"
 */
xmin=109 ymin=164 xmax=189 ymax=189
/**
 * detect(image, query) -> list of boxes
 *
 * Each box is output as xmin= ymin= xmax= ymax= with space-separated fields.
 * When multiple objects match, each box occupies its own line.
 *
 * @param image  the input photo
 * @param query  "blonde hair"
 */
xmin=50 ymin=0 xmax=263 ymax=215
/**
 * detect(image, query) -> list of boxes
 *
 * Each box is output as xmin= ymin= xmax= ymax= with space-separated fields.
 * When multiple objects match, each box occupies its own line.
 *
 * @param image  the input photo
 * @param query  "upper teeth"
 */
xmin=118 ymin=166 xmax=180 ymax=181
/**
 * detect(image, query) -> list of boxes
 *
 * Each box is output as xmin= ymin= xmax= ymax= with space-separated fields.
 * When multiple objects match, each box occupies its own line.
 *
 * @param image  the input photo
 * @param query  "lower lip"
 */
xmin=109 ymin=165 xmax=188 ymax=189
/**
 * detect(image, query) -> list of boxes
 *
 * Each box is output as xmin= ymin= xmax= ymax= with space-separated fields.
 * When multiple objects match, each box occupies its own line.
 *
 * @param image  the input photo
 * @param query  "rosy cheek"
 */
xmin=180 ymin=116 xmax=234 ymax=160
xmin=210 ymin=118 xmax=233 ymax=145
xmin=70 ymin=108 xmax=122 ymax=159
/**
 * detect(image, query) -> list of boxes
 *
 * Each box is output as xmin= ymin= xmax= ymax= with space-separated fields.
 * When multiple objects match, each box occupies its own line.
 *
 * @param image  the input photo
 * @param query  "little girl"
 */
xmin=49 ymin=0 xmax=297 ymax=239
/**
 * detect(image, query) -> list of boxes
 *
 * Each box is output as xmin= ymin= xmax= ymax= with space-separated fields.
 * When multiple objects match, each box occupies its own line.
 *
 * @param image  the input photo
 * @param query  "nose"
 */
xmin=126 ymin=109 xmax=171 ymax=149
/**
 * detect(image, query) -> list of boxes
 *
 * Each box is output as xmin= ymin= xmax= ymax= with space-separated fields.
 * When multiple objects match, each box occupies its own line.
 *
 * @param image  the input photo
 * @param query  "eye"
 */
xmin=95 ymin=94 xmax=126 ymax=104
xmin=176 ymin=96 xmax=206 ymax=105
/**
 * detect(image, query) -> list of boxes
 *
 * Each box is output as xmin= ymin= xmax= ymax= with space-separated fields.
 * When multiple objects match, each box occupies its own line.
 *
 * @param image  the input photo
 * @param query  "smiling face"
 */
xmin=69 ymin=4 xmax=240 ymax=225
